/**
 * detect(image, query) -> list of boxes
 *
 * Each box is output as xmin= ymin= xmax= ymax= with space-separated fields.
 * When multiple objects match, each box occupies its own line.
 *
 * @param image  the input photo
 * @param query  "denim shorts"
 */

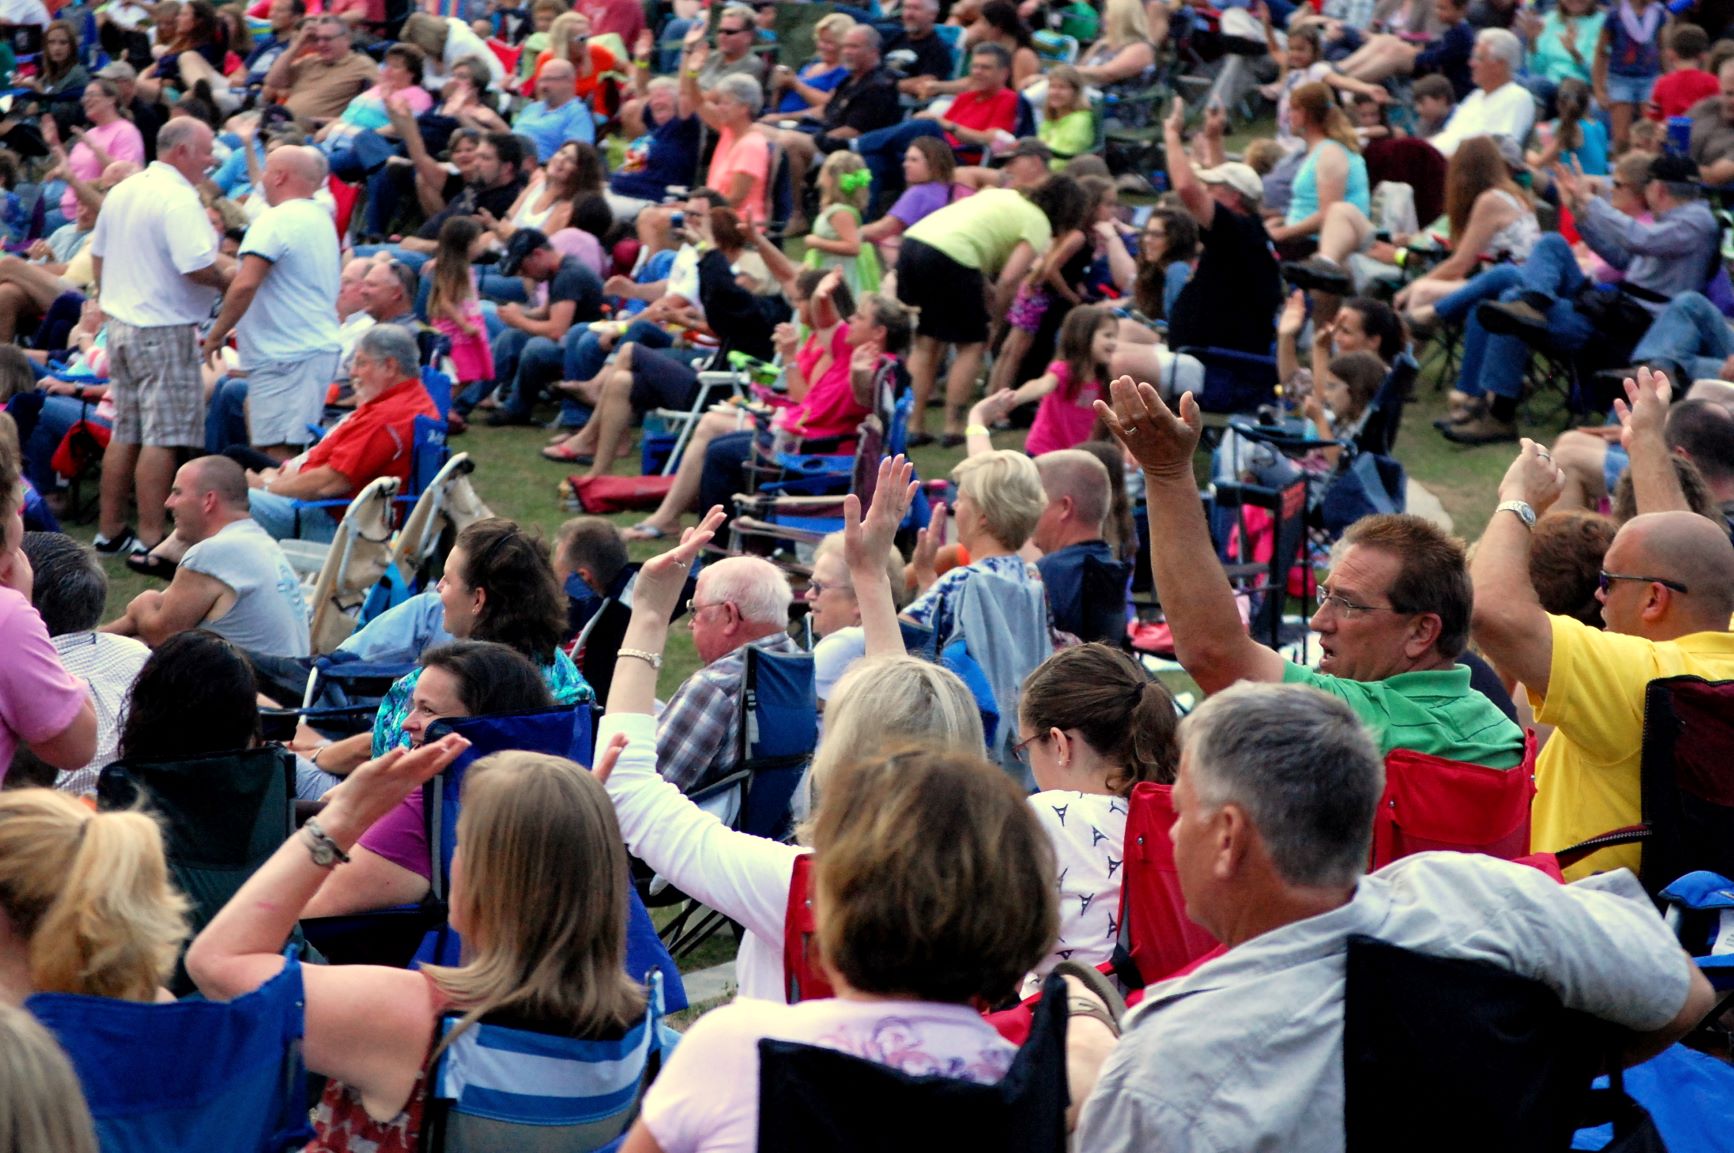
xmin=1603 ymin=72 xmax=1655 ymax=106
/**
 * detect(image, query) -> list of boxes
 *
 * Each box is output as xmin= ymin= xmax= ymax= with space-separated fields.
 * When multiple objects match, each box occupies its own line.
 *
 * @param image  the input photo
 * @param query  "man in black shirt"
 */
xmin=475 ymin=228 xmax=606 ymax=426
xmin=401 ymin=132 xmax=526 ymax=257
xmin=885 ymin=0 xmax=954 ymax=94
xmin=1160 ymin=101 xmax=1282 ymax=359
xmin=772 ymin=24 xmax=900 ymax=229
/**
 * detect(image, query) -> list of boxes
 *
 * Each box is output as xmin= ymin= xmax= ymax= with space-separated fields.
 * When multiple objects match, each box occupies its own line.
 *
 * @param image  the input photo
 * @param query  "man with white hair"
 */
xmin=90 ymin=117 xmax=235 ymax=558
xmin=1428 ymin=28 xmax=1536 ymax=157
xmin=654 ymin=554 xmax=800 ymax=793
xmin=202 ymin=145 xmax=342 ymax=460
xmin=1077 ymin=681 xmax=1716 ymax=1153
xmin=1032 ymin=450 xmax=1120 ymax=642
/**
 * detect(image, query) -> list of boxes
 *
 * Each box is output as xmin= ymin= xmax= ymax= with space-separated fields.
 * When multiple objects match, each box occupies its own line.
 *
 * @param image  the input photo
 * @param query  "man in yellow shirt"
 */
xmin=1471 ymin=369 xmax=1734 ymax=879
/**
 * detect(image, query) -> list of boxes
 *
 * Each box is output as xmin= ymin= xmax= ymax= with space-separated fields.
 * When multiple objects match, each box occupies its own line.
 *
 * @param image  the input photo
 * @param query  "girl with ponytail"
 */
xmin=1269 ymin=81 xmax=1377 ymax=287
xmin=0 ymin=790 xmax=190 ymax=1005
xmin=1013 ymin=642 xmax=1180 ymax=995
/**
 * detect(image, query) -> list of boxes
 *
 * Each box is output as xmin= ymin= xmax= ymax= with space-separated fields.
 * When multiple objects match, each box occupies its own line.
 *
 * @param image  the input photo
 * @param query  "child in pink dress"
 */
xmin=427 ymin=217 xmax=494 ymax=387
xmin=983 ymin=304 xmax=1117 ymax=456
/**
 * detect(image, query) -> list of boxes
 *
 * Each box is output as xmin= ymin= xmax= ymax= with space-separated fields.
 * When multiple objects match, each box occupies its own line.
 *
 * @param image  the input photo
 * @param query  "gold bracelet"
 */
xmin=619 ymin=647 xmax=664 ymax=670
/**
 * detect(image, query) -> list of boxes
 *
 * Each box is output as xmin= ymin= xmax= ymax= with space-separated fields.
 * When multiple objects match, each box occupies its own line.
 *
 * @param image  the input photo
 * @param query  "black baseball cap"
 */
xmin=499 ymin=228 xmax=552 ymax=276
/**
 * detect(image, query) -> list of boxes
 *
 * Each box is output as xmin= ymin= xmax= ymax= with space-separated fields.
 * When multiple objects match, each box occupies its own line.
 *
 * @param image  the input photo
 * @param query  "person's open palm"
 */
xmin=912 ymin=499 xmax=946 ymax=588
xmin=1164 ymin=94 xmax=1186 ymax=136
xmin=1613 ymin=365 xmax=1672 ymax=452
xmin=636 ymin=504 xmax=726 ymax=619
xmin=325 ymin=734 xmax=470 ymax=832
xmin=844 ymin=454 xmax=916 ymax=573
xmin=1094 ymin=375 xmax=1201 ymax=480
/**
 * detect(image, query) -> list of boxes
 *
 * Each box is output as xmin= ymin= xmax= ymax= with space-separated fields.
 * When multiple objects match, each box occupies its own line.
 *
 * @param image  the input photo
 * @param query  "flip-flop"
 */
xmin=541 ymin=443 xmax=594 ymax=463
xmin=126 ymin=551 xmax=178 ymax=581
xmin=1052 ymin=960 xmax=1127 ymax=1033
xmin=622 ymin=522 xmax=668 ymax=541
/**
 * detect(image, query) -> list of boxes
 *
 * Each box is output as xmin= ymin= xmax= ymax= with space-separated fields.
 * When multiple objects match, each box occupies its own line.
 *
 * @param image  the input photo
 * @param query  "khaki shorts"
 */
xmin=107 ymin=319 xmax=204 ymax=448
xmin=243 ymin=349 xmax=341 ymax=448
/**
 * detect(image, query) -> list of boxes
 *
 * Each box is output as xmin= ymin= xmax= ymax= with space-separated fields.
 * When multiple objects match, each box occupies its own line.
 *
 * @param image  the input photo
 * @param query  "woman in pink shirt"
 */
xmin=56 ymin=81 xmax=146 ymax=221
xmin=681 ymin=32 xmax=770 ymax=225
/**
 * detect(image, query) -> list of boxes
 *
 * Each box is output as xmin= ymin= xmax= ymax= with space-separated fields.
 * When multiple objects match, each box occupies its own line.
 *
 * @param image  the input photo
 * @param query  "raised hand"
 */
xmin=1164 ymin=94 xmax=1186 ymax=137
xmin=589 ymin=731 xmax=630 ymax=783
xmin=322 ymin=734 xmax=470 ymax=836
xmin=635 ymin=504 xmax=726 ymax=621
xmin=1497 ymin=437 xmax=1566 ymax=516
xmin=912 ymin=498 xmax=946 ymax=590
xmin=1093 ymin=375 xmax=1201 ymax=482
xmin=1612 ymin=365 xmax=1673 ymax=452
xmin=1277 ymin=289 xmax=1306 ymax=338
xmin=843 ymin=454 xmax=916 ymax=574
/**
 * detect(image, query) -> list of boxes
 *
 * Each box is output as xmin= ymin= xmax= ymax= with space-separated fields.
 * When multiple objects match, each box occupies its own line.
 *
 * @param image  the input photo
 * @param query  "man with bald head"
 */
xmin=203 ymin=144 xmax=342 ymax=460
xmin=1471 ymin=369 xmax=1734 ymax=878
xmin=1032 ymin=449 xmax=1123 ymax=642
xmin=513 ymin=57 xmax=596 ymax=162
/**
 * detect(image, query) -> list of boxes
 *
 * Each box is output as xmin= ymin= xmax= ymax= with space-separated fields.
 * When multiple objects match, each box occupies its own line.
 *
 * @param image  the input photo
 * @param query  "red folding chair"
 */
xmin=783 ymin=852 xmax=834 ymax=1004
xmin=1370 ymin=731 xmax=1538 ymax=870
xmin=1114 ymin=782 xmax=1221 ymax=993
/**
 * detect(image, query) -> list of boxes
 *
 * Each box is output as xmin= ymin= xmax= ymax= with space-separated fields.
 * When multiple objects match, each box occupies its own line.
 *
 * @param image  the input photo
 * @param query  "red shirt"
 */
xmin=577 ymin=0 xmax=645 ymax=45
xmin=943 ymin=86 xmax=1020 ymax=150
xmin=1650 ymin=69 xmax=1719 ymax=120
xmin=303 ymin=376 xmax=439 ymax=495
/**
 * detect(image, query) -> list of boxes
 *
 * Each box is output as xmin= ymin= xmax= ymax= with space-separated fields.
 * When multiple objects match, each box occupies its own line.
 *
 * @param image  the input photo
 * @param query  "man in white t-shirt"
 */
xmin=103 ymin=455 xmax=311 ymax=657
xmin=1429 ymin=28 xmax=1536 ymax=157
xmin=203 ymin=145 xmax=342 ymax=460
xmin=0 ymin=0 xmax=51 ymax=26
xmin=89 ymin=118 xmax=234 ymax=558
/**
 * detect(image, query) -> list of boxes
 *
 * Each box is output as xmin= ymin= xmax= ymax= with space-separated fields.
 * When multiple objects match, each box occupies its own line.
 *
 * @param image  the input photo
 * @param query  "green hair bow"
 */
xmin=838 ymin=169 xmax=872 ymax=193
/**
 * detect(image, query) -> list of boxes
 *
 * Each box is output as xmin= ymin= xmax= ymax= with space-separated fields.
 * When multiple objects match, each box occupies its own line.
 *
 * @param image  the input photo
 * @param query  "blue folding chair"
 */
xmin=650 ymin=646 xmax=818 ymax=960
xmin=1173 ymin=345 xmax=1280 ymax=416
xmin=29 ymin=952 xmax=313 ymax=1153
xmin=422 ymin=971 xmax=675 ymax=1153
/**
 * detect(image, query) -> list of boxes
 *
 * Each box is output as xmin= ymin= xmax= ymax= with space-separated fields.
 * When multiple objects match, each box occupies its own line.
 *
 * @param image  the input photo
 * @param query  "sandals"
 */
xmin=125 ymin=551 xmax=178 ymax=581
xmin=541 ymin=442 xmax=594 ymax=464
xmin=1052 ymin=961 xmax=1126 ymax=1036
xmin=622 ymin=522 xmax=668 ymax=542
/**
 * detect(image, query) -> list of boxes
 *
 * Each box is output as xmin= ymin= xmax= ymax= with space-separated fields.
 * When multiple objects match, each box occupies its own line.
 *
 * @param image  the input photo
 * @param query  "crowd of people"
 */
xmin=0 ymin=0 xmax=1733 ymax=1147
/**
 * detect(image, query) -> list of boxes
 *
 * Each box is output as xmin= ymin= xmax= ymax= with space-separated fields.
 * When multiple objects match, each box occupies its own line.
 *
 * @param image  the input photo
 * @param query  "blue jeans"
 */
xmin=25 ymin=395 xmax=104 ymax=493
xmin=477 ymin=271 xmax=531 ymax=304
xmin=1629 ymin=291 xmax=1734 ymax=384
xmin=205 ymin=375 xmax=251 ymax=454
xmin=854 ymin=119 xmax=948 ymax=216
xmin=494 ymin=330 xmax=566 ymax=421
xmin=1440 ymin=234 xmax=1597 ymax=400
xmin=698 ymin=430 xmax=757 ymax=514
xmin=361 ymin=163 xmax=413 ymax=239
xmin=249 ymin=489 xmax=341 ymax=543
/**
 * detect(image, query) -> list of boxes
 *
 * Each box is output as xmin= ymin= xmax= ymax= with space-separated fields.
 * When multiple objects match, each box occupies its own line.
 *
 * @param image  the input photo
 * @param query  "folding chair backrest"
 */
xmin=1639 ymin=677 xmax=1734 ymax=895
xmin=783 ymin=852 xmax=835 ymax=1004
xmin=1356 ymin=351 xmax=1417 ymax=459
xmin=738 ymin=645 xmax=818 ymax=843
xmin=947 ymin=573 xmax=1049 ymax=781
xmin=756 ymin=972 xmax=1070 ymax=1153
xmin=899 ymin=619 xmax=937 ymax=661
xmin=1073 ymin=552 xmax=1133 ymax=645
xmin=29 ymin=954 xmax=313 ymax=1153
xmin=425 ymin=971 xmax=672 ymax=1153
xmin=849 ymin=416 xmax=885 ymax=509
xmin=407 ymin=414 xmax=451 ymax=502
xmin=306 ymin=475 xmax=400 ymax=654
xmin=1176 ymin=345 xmax=1279 ymax=414
xmin=96 ymin=746 xmax=296 ymax=995
xmin=1371 ymin=731 xmax=1537 ymax=871
xmin=391 ymin=452 xmax=478 ymax=587
xmin=1117 ymin=781 xmax=1220 ymax=989
xmin=1343 ymin=936 xmax=1600 ymax=1152
xmin=1210 ymin=475 xmax=1308 ymax=651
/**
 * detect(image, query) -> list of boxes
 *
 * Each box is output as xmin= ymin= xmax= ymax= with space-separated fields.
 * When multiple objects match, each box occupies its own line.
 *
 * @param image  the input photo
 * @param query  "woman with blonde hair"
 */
xmin=0 ymin=790 xmax=190 ymax=1005
xmin=187 ymin=736 xmax=650 ymax=1151
xmin=1075 ymin=0 xmax=1158 ymax=95
xmin=0 ymin=1004 xmax=98 ymax=1153
xmin=1271 ymin=81 xmax=1376 ymax=294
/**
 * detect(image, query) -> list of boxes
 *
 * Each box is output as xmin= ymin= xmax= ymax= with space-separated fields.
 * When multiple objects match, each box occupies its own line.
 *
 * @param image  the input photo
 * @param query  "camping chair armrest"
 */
xmin=727 ymin=516 xmax=831 ymax=551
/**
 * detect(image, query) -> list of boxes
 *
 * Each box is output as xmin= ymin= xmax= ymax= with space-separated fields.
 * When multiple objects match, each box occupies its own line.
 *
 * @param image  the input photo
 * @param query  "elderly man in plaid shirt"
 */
xmin=655 ymin=555 xmax=802 ymax=793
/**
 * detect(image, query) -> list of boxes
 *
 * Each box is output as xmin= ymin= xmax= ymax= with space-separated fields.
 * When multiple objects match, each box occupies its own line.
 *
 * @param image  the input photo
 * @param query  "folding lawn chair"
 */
xmin=388 ymin=450 xmax=492 ymax=590
xmin=422 ymin=970 xmax=676 ymax=1153
xmin=297 ymin=476 xmax=400 ymax=655
xmin=1112 ymin=781 xmax=1221 ymax=992
xmin=29 ymin=952 xmax=313 ymax=1153
xmin=1369 ymin=731 xmax=1538 ymax=871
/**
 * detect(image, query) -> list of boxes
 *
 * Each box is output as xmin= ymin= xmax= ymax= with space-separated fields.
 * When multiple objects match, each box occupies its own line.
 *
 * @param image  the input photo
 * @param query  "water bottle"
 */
xmin=1667 ymin=116 xmax=1693 ymax=157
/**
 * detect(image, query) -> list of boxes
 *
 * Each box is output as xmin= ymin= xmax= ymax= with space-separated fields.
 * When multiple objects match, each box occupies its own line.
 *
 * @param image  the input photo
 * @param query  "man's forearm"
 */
xmin=268 ymin=465 xmax=350 ymax=500
xmin=1468 ymin=509 xmax=1552 ymax=690
xmin=207 ymin=281 xmax=261 ymax=347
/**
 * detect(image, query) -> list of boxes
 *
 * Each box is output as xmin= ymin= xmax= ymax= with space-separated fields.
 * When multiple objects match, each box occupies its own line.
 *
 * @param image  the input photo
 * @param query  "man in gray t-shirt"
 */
xmin=102 ymin=456 xmax=311 ymax=657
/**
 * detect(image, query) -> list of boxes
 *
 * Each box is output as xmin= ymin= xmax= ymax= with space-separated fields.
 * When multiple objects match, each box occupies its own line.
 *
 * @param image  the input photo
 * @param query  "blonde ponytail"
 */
xmin=0 ymin=791 xmax=189 ymax=1003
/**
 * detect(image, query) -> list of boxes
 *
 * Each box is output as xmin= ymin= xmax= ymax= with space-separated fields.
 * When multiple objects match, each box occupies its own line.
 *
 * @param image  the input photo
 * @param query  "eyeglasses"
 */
xmin=1010 ymin=732 xmax=1045 ymax=763
xmin=1598 ymin=571 xmax=1689 ymax=595
xmin=806 ymin=579 xmax=849 ymax=596
xmin=687 ymin=597 xmax=734 ymax=616
xmin=718 ymin=25 xmax=750 ymax=34
xmin=1314 ymin=588 xmax=1407 ymax=617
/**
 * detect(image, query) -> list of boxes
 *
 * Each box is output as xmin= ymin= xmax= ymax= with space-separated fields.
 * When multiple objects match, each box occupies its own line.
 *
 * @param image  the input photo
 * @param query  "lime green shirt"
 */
xmin=1281 ymin=661 xmax=1525 ymax=769
xmin=1040 ymin=108 xmax=1096 ymax=166
xmin=904 ymin=187 xmax=1053 ymax=277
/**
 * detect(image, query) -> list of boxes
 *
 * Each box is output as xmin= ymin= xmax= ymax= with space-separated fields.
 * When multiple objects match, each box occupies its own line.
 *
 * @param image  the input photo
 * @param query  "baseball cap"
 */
xmin=1196 ymin=161 xmax=1263 ymax=204
xmin=1648 ymin=152 xmax=1700 ymax=186
xmin=1004 ymin=137 xmax=1053 ymax=163
xmin=500 ymin=228 xmax=552 ymax=276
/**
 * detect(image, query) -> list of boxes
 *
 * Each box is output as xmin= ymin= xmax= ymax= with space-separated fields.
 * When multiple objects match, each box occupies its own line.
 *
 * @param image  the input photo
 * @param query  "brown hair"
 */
xmin=454 ymin=518 xmax=568 ymax=666
xmin=0 ymin=412 xmax=20 ymax=525
xmin=1529 ymin=509 xmax=1616 ymax=627
xmin=1444 ymin=134 xmax=1520 ymax=242
xmin=1019 ymin=644 xmax=1179 ymax=789
xmin=1339 ymin=515 xmax=1473 ymax=659
xmin=1612 ymin=456 xmax=1720 ymax=524
xmin=813 ymin=746 xmax=1055 ymax=1006
xmin=426 ymin=752 xmax=645 ymax=1050
xmin=1290 ymin=81 xmax=1359 ymax=152
xmin=908 ymin=134 xmax=956 ymax=188
xmin=1325 ymin=350 xmax=1386 ymax=424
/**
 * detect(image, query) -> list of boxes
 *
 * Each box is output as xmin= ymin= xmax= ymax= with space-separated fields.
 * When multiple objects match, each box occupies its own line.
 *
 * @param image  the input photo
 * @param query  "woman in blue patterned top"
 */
xmin=903 ymin=449 xmax=1048 ymax=646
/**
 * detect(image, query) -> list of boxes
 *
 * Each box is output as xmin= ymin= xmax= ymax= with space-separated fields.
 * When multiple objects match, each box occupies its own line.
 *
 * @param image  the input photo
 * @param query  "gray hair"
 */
xmin=721 ymin=3 xmax=757 ymax=26
xmin=20 ymin=532 xmax=107 ymax=635
xmin=1475 ymin=28 xmax=1521 ymax=74
xmin=714 ymin=72 xmax=764 ymax=116
xmin=646 ymin=75 xmax=679 ymax=95
xmin=157 ymin=116 xmax=210 ymax=155
xmin=697 ymin=555 xmax=791 ymax=626
xmin=1179 ymin=682 xmax=1384 ymax=888
xmin=848 ymin=23 xmax=882 ymax=52
xmin=355 ymin=324 xmax=420 ymax=378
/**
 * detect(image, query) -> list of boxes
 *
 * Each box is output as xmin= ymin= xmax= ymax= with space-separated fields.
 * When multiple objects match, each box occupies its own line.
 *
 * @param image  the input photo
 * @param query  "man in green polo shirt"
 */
xmin=1096 ymin=376 xmax=1524 ymax=768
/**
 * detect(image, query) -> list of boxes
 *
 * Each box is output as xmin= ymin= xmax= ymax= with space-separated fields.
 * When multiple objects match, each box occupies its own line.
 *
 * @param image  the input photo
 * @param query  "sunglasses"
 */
xmin=1598 ymin=571 xmax=1689 ymax=595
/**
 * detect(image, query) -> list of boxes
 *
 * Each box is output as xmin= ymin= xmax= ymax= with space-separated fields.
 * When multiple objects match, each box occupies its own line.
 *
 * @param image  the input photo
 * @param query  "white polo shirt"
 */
xmin=89 ymin=161 xmax=220 ymax=328
xmin=236 ymin=196 xmax=342 ymax=365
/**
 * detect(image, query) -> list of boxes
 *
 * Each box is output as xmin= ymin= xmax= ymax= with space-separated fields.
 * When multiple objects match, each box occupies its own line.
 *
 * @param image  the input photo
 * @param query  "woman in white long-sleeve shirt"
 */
xmin=594 ymin=488 xmax=984 ymax=1002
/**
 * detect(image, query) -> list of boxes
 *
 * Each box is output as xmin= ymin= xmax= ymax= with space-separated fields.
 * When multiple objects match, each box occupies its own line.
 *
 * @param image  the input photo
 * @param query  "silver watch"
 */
xmin=302 ymin=818 xmax=351 ymax=869
xmin=1496 ymin=499 xmax=1536 ymax=529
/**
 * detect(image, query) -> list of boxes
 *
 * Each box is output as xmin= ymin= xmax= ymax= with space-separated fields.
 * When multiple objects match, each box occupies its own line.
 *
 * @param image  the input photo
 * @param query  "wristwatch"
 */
xmin=302 ymin=817 xmax=351 ymax=869
xmin=1496 ymin=499 xmax=1536 ymax=529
